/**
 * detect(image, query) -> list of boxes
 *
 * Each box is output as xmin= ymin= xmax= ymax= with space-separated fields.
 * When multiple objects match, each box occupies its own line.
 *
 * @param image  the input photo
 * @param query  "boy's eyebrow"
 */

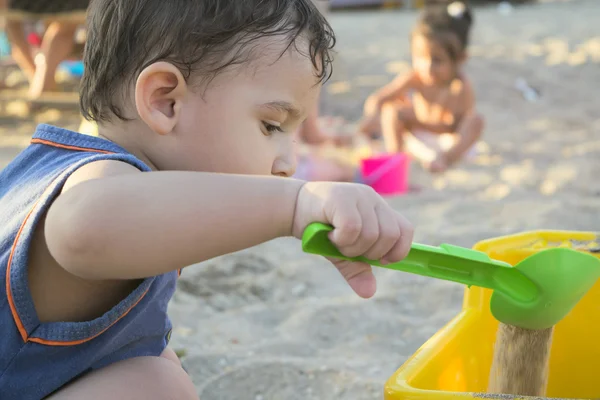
xmin=262 ymin=101 xmax=302 ymax=118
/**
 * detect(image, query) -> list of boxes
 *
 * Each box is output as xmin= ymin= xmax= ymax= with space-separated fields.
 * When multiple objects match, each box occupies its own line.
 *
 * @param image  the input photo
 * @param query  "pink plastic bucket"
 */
xmin=360 ymin=153 xmax=409 ymax=195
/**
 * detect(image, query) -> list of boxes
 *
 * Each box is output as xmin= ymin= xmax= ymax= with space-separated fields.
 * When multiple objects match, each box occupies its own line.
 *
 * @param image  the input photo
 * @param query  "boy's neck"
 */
xmin=97 ymin=121 xmax=159 ymax=171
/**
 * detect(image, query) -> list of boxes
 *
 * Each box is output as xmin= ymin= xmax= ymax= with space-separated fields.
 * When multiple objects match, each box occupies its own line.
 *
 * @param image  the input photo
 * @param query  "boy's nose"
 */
xmin=272 ymin=157 xmax=295 ymax=177
xmin=271 ymin=139 xmax=296 ymax=178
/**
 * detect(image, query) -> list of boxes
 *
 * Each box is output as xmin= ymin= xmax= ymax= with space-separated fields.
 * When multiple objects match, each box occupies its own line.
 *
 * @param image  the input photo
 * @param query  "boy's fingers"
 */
xmin=330 ymin=205 xmax=362 ymax=248
xmin=331 ymin=259 xmax=376 ymax=299
xmin=364 ymin=205 xmax=401 ymax=261
xmin=383 ymin=214 xmax=414 ymax=263
xmin=336 ymin=203 xmax=379 ymax=258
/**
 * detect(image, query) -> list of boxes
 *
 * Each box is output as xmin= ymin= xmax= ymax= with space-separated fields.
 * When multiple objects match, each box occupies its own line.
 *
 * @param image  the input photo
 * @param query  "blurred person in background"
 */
xmin=1 ymin=0 xmax=88 ymax=99
xmin=360 ymin=1 xmax=484 ymax=173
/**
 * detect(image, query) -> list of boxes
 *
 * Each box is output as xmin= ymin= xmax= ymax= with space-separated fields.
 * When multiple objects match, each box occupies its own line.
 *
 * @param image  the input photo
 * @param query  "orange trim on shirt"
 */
xmin=6 ymin=197 xmax=152 ymax=346
xmin=31 ymin=138 xmax=114 ymax=154
xmin=28 ymin=286 xmax=151 ymax=346
xmin=7 ymin=140 xmax=152 ymax=346
xmin=6 ymin=200 xmax=40 ymax=342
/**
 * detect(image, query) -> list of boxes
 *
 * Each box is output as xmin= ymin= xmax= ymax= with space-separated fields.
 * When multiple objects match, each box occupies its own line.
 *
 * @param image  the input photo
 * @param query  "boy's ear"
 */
xmin=135 ymin=62 xmax=187 ymax=135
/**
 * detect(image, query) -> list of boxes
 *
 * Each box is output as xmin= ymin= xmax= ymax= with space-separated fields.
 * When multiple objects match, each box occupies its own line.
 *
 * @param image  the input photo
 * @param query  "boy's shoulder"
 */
xmin=0 ymin=124 xmax=151 ymax=244
xmin=1 ymin=124 xmax=150 ymax=182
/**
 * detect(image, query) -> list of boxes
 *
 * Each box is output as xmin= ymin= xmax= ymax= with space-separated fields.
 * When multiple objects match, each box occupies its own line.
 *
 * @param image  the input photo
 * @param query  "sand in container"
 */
xmin=488 ymin=323 xmax=554 ymax=396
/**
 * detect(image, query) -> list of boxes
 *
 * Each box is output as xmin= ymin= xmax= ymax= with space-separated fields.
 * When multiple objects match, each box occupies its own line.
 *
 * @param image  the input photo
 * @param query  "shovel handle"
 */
xmin=302 ymin=222 xmax=538 ymax=302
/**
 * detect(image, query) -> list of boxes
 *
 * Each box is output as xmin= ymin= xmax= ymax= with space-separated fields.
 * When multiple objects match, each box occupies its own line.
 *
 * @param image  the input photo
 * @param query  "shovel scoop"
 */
xmin=302 ymin=222 xmax=600 ymax=330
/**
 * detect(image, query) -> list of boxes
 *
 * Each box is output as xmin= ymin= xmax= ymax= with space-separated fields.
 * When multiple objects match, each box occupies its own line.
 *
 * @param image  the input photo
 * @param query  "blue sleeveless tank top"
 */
xmin=0 ymin=124 xmax=179 ymax=399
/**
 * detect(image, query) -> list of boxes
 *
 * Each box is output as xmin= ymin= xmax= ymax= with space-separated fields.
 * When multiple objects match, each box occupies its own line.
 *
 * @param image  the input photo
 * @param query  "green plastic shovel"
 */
xmin=302 ymin=222 xmax=600 ymax=330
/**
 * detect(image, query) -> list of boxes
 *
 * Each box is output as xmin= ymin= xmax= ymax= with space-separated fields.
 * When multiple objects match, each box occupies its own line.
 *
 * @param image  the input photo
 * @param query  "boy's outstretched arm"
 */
xmin=46 ymin=160 xmax=414 ymax=297
xmin=46 ymin=160 xmax=303 ymax=280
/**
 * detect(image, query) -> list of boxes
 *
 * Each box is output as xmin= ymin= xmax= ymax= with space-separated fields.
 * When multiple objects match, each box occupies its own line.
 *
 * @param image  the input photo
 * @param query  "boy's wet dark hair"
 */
xmin=413 ymin=1 xmax=473 ymax=61
xmin=80 ymin=0 xmax=335 ymax=122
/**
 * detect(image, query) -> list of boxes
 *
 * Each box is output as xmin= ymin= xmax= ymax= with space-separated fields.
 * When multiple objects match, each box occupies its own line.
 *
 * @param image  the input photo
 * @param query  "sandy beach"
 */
xmin=2 ymin=1 xmax=600 ymax=398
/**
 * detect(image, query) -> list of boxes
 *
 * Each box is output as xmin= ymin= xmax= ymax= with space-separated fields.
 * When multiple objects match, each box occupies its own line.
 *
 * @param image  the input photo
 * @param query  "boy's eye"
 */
xmin=262 ymin=121 xmax=284 ymax=135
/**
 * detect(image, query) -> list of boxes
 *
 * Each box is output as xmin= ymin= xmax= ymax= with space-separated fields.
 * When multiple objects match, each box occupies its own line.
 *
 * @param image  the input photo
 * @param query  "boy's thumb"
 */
xmin=330 ymin=259 xmax=377 ymax=299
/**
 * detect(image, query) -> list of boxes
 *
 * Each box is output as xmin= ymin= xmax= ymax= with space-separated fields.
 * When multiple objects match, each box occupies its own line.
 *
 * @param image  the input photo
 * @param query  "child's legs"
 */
xmin=159 ymin=346 xmax=183 ymax=367
xmin=381 ymin=106 xmax=441 ymax=166
xmin=380 ymin=101 xmax=411 ymax=153
xmin=47 ymin=350 xmax=197 ymax=400
xmin=403 ymin=131 xmax=439 ymax=164
xmin=444 ymin=113 xmax=484 ymax=165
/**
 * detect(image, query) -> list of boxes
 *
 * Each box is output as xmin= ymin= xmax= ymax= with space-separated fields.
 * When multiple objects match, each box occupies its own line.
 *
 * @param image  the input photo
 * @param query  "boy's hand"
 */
xmin=292 ymin=182 xmax=414 ymax=298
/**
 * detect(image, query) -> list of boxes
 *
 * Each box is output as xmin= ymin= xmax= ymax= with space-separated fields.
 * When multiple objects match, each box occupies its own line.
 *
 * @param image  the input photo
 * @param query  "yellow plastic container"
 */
xmin=384 ymin=230 xmax=600 ymax=399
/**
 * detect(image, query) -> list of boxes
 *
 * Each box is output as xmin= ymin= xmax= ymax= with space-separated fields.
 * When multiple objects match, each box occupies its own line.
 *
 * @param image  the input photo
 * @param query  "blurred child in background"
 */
xmin=360 ymin=1 xmax=484 ymax=173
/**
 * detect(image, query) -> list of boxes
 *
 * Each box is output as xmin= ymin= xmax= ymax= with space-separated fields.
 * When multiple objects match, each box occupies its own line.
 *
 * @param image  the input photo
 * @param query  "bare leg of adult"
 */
xmin=5 ymin=19 xmax=36 ymax=81
xmin=29 ymin=20 xmax=76 ymax=99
